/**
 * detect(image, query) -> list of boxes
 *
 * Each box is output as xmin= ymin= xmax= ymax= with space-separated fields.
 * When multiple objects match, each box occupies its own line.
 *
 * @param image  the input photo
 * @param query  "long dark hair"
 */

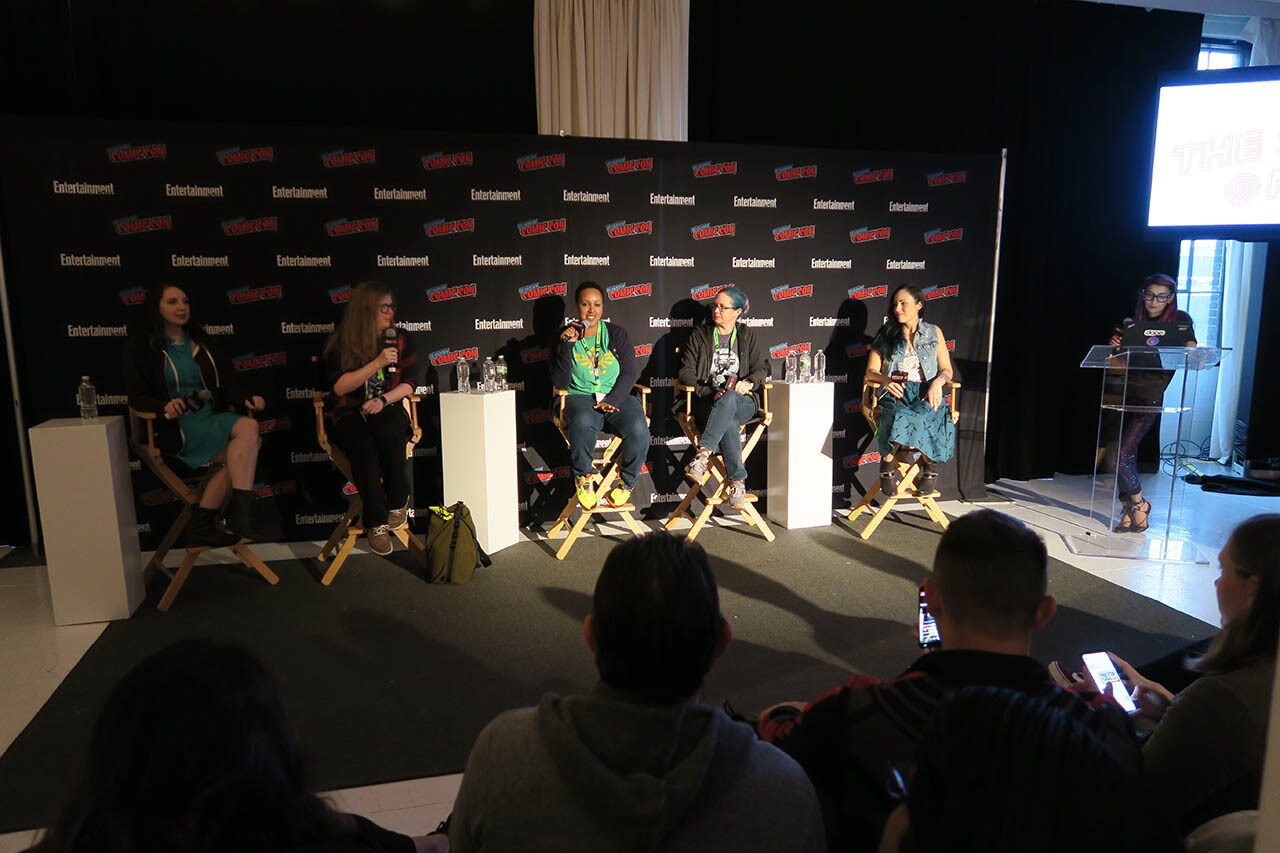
xmin=872 ymin=284 xmax=925 ymax=358
xmin=1191 ymin=513 xmax=1280 ymax=674
xmin=1132 ymin=273 xmax=1179 ymax=323
xmin=36 ymin=639 xmax=345 ymax=853
xmin=138 ymin=285 xmax=208 ymax=351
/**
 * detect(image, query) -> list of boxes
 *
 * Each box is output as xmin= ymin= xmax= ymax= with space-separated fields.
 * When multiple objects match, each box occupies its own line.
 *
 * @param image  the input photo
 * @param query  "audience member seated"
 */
xmin=122 ymin=284 xmax=265 ymax=545
xmin=448 ymin=531 xmax=824 ymax=852
xmin=876 ymin=686 xmax=1183 ymax=853
xmin=1105 ymin=513 xmax=1279 ymax=835
xmin=28 ymin=639 xmax=443 ymax=853
xmin=757 ymin=509 xmax=1140 ymax=852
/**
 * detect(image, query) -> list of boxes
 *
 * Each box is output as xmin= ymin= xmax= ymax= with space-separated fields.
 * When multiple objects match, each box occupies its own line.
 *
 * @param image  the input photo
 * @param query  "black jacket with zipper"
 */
xmin=122 ymin=334 xmax=247 ymax=454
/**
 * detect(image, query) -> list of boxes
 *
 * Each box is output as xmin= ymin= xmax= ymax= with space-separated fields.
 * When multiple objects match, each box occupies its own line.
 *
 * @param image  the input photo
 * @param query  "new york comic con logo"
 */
xmin=634 ymin=343 xmax=653 ymax=357
xmin=521 ymin=345 xmax=550 ymax=365
xmin=771 ymin=284 xmax=814 ymax=301
xmin=326 ymin=216 xmax=379 ymax=237
xmin=429 ymin=346 xmax=480 ymax=367
xmin=850 ymin=226 xmax=891 ymax=243
xmin=607 ymin=220 xmax=652 ymax=238
xmin=228 ymin=284 xmax=283 ymax=304
xmin=849 ymin=284 xmax=889 ymax=300
xmin=112 ymin=214 xmax=172 ymax=235
xmin=852 ymin=167 xmax=894 ymax=184
xmin=606 ymin=155 xmax=654 ymax=175
xmin=119 ymin=286 xmax=147 ymax=306
xmin=526 ymin=465 xmax=570 ymax=484
xmin=424 ymin=217 xmax=476 ymax=237
xmin=233 ymin=352 xmax=287 ymax=371
xmin=842 ymin=450 xmax=882 ymax=468
xmin=773 ymin=223 xmax=815 ymax=241
xmin=691 ymin=222 xmax=735 ymax=240
xmin=607 ymin=282 xmax=652 ymax=300
xmin=421 ymin=150 xmax=474 ymax=170
xmin=216 ymin=145 xmax=274 ymax=166
xmin=517 ymin=152 xmax=565 ymax=171
xmin=923 ymin=285 xmax=960 ymax=300
xmin=426 ymin=282 xmax=478 ymax=302
xmin=253 ymin=480 xmax=297 ymax=499
xmin=106 ymin=143 xmax=166 ymax=163
xmin=517 ymin=217 xmax=566 ymax=237
xmin=519 ymin=281 xmax=568 ymax=301
xmin=927 ymin=169 xmax=967 ymax=187
xmin=329 ymin=286 xmax=353 ymax=304
xmin=257 ymin=416 xmax=292 ymax=434
xmin=693 ymin=160 xmax=737 ymax=178
xmin=222 ymin=215 xmax=278 ymax=237
xmin=775 ymin=163 xmax=817 ymax=181
xmin=521 ymin=407 xmax=551 ymax=425
xmin=923 ymin=227 xmax=963 ymax=244
xmin=769 ymin=342 xmax=812 ymax=359
xmin=321 ymin=148 xmax=376 ymax=168
xmin=690 ymin=283 xmax=730 ymax=301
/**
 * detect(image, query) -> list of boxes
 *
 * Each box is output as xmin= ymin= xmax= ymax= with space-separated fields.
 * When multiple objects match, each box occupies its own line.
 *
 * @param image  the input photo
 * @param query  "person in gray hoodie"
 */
xmin=448 ymin=531 xmax=825 ymax=853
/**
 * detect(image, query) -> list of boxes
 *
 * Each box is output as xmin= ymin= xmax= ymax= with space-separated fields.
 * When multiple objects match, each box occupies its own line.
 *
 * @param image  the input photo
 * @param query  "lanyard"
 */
xmin=713 ymin=324 xmax=737 ymax=353
xmin=578 ymin=323 xmax=609 ymax=389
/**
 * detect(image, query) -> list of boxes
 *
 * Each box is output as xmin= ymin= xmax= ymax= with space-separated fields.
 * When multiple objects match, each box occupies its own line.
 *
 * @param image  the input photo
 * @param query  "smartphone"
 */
xmin=1081 ymin=652 xmax=1138 ymax=714
xmin=917 ymin=586 xmax=941 ymax=649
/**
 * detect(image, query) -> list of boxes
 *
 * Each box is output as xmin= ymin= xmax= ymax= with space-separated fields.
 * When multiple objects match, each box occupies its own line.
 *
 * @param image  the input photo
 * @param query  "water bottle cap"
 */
xmin=81 ymin=375 xmax=90 ymax=381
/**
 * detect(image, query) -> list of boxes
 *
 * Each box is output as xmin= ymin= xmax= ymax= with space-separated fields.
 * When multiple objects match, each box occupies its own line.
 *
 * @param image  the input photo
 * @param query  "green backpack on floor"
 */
xmin=423 ymin=502 xmax=491 ymax=584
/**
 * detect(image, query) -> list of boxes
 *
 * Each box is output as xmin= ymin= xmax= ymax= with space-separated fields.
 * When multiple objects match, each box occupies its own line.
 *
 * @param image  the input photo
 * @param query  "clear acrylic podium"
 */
xmin=1071 ymin=345 xmax=1228 ymax=563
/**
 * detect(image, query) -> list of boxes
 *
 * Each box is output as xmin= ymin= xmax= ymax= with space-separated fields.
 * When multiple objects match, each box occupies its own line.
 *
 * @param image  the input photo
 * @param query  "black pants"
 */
xmin=329 ymin=406 xmax=411 ymax=528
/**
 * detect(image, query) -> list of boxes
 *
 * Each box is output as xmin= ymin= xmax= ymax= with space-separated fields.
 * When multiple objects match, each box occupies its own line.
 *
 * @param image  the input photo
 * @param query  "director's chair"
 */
xmin=846 ymin=380 xmax=961 ymax=539
xmin=546 ymin=385 xmax=651 ymax=560
xmin=127 ymin=408 xmax=279 ymax=612
xmin=664 ymin=382 xmax=775 ymax=543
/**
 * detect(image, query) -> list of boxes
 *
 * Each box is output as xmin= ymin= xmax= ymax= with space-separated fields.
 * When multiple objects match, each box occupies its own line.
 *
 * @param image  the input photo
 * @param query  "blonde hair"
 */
xmin=324 ymin=281 xmax=391 ymax=371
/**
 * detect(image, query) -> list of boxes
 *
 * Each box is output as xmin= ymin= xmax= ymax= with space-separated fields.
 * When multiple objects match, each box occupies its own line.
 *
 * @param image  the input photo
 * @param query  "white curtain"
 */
xmin=1210 ymin=18 xmax=1280 ymax=460
xmin=534 ymin=0 xmax=689 ymax=142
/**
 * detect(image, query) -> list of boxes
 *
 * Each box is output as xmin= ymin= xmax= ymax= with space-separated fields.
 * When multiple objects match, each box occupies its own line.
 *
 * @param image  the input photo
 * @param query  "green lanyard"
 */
xmin=578 ymin=323 xmax=610 ymax=391
xmin=713 ymin=324 xmax=737 ymax=362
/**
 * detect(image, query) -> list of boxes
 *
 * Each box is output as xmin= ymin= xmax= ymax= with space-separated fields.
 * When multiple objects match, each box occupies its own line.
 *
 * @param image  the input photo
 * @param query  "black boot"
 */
xmin=914 ymin=461 xmax=939 ymax=496
xmin=185 ymin=507 xmax=239 ymax=549
xmin=879 ymin=456 xmax=902 ymax=496
xmin=224 ymin=489 xmax=258 ymax=541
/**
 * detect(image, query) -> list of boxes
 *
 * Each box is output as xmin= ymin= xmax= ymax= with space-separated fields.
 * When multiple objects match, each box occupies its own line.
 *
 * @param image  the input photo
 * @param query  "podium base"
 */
xmin=1063 ymin=530 xmax=1209 ymax=564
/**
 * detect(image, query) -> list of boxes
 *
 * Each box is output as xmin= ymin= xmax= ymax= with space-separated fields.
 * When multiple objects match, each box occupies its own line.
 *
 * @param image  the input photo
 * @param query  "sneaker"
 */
xmin=367 ymin=524 xmax=393 ymax=556
xmin=600 ymin=485 xmax=632 ymax=508
xmin=575 ymin=475 xmax=599 ymax=509
xmin=728 ymin=479 xmax=747 ymax=508
xmin=686 ymin=448 xmax=712 ymax=481
xmin=387 ymin=500 xmax=410 ymax=530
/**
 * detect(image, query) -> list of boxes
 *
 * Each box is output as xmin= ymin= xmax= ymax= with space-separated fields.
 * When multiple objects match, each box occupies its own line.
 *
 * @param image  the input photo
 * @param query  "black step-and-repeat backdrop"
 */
xmin=0 ymin=117 xmax=999 ymax=547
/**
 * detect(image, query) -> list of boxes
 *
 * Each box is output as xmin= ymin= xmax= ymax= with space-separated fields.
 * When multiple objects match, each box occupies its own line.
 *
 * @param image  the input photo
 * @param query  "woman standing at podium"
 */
xmin=1102 ymin=273 xmax=1196 ymax=533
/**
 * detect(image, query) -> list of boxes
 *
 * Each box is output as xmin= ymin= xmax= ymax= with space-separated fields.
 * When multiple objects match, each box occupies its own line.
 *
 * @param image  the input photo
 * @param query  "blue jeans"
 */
xmin=695 ymin=392 xmax=757 ymax=481
xmin=564 ymin=394 xmax=650 ymax=487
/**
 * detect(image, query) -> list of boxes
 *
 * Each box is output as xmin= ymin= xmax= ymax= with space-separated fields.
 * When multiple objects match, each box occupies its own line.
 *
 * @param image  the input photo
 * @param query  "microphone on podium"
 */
xmin=383 ymin=327 xmax=399 ymax=377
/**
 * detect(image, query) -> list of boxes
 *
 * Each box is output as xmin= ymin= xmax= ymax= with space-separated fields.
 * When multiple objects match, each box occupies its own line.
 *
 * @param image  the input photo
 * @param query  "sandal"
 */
xmin=1128 ymin=499 xmax=1151 ymax=533
xmin=1113 ymin=502 xmax=1134 ymax=533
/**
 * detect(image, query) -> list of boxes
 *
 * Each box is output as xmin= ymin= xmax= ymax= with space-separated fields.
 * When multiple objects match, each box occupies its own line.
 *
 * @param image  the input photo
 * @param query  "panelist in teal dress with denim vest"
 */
xmin=864 ymin=284 xmax=956 ymax=496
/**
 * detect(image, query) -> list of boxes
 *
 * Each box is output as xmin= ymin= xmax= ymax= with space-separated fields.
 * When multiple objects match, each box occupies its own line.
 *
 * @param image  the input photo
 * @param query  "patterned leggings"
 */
xmin=1104 ymin=409 xmax=1160 ymax=501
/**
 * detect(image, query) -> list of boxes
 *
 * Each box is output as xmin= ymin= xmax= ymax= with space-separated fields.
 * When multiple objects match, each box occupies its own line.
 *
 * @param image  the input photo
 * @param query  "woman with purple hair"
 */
xmin=1101 ymin=273 xmax=1196 ymax=533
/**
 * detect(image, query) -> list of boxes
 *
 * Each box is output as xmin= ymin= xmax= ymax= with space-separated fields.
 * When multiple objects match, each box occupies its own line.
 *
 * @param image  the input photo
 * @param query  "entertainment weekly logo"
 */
xmin=107 ymin=143 xmax=166 ymax=163
xmin=424 ymin=217 xmax=475 ymax=237
xmin=518 ymin=218 xmax=566 ymax=237
xmin=773 ymin=224 xmax=815 ymax=241
xmin=607 ymin=282 xmax=653 ymax=300
xmin=923 ymin=227 xmax=963 ymax=244
xmin=519 ymin=281 xmax=567 ymax=301
xmin=321 ymin=148 xmax=376 ymax=168
xmin=923 ymin=285 xmax=960 ymax=300
xmin=927 ymin=169 xmax=967 ymax=187
xmin=329 ymin=286 xmax=353 ymax=304
xmin=427 ymin=283 xmax=477 ymax=302
xmin=228 ymin=284 xmax=283 ymax=304
xmin=690 ymin=283 xmax=730 ymax=301
xmin=520 ymin=345 xmax=550 ymax=365
xmin=517 ymin=152 xmax=565 ymax=171
xmin=326 ymin=216 xmax=379 ymax=237
xmin=849 ymin=285 xmax=889 ymax=300
xmin=233 ymin=352 xmax=286 ymax=371
xmin=850 ymin=226 xmax=891 ymax=243
xmin=693 ymin=160 xmax=737 ymax=177
xmin=222 ymin=216 xmax=278 ymax=237
xmin=422 ymin=151 xmax=473 ymax=170
xmin=113 ymin=214 xmax=172 ymax=235
xmin=606 ymin=156 xmax=653 ymax=175
xmin=217 ymin=146 xmax=274 ymax=166
xmin=852 ymin=168 xmax=894 ymax=184
xmin=692 ymin=222 xmax=735 ymax=239
xmin=769 ymin=342 xmax=812 ymax=359
xmin=119 ymin=286 xmax=146 ymax=306
xmin=775 ymin=164 xmax=817 ymax=181
xmin=429 ymin=346 xmax=480 ymax=368
xmin=772 ymin=284 xmax=813 ymax=301
xmin=607 ymin=220 xmax=652 ymax=238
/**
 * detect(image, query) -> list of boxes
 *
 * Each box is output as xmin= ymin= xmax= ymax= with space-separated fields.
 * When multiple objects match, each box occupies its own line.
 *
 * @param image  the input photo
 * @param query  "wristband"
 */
xmin=377 ymin=394 xmax=388 ymax=406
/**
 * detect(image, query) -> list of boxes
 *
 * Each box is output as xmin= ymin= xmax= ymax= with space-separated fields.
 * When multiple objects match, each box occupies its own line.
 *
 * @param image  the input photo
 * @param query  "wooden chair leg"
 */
xmin=149 ymin=502 xmax=194 ymax=575
xmin=319 ymin=503 xmax=360 ymax=561
xmin=618 ymin=510 xmax=648 ymax=537
xmin=738 ymin=501 xmax=776 ymax=542
xmin=556 ymin=509 xmax=595 ymax=560
xmin=157 ymin=548 xmax=202 ymax=612
xmin=860 ymin=496 xmax=900 ymax=540
xmin=850 ymin=478 xmax=882 ymax=519
xmin=548 ymin=495 xmax=578 ymax=538
xmin=322 ymin=533 xmax=360 ymax=586
xmin=233 ymin=543 xmax=280 ymax=585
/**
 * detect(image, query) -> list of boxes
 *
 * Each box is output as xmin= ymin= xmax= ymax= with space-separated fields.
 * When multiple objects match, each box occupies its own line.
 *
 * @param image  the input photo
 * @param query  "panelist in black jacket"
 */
xmin=551 ymin=281 xmax=649 ymax=510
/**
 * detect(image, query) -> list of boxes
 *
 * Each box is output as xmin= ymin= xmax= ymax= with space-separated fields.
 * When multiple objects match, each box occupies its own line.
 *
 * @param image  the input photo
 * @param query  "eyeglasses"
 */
xmin=378 ymin=302 xmax=397 ymax=313
xmin=1141 ymin=291 xmax=1173 ymax=303
xmin=711 ymin=303 xmax=739 ymax=312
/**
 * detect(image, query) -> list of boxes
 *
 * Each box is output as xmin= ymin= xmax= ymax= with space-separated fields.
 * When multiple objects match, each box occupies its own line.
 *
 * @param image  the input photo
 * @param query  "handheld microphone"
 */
xmin=164 ymin=389 xmax=213 ymax=420
xmin=383 ymin=327 xmax=398 ymax=376
xmin=878 ymin=372 xmax=909 ymax=402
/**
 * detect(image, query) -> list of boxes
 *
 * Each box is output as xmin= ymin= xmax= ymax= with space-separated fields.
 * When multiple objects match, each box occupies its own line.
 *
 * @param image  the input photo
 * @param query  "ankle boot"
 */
xmin=879 ymin=457 xmax=902 ymax=496
xmin=185 ymin=507 xmax=239 ymax=549
xmin=225 ymin=489 xmax=258 ymax=541
xmin=914 ymin=462 xmax=939 ymax=496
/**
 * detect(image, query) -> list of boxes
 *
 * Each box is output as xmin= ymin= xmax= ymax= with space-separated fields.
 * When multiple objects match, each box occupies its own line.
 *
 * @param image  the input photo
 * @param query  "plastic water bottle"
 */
xmin=798 ymin=351 xmax=811 ymax=383
xmin=784 ymin=351 xmax=798 ymax=383
xmin=482 ymin=356 xmax=496 ymax=393
xmin=457 ymin=358 xmax=471 ymax=393
xmin=496 ymin=355 xmax=508 ymax=391
xmin=77 ymin=376 xmax=98 ymax=421
xmin=813 ymin=349 xmax=826 ymax=383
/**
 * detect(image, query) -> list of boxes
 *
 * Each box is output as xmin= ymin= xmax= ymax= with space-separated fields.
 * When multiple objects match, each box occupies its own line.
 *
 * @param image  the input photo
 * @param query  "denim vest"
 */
xmin=883 ymin=320 xmax=941 ymax=381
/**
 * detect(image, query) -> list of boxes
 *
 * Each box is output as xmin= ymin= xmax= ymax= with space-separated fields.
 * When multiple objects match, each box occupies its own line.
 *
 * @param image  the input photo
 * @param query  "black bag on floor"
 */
xmin=424 ymin=502 xmax=491 ymax=584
